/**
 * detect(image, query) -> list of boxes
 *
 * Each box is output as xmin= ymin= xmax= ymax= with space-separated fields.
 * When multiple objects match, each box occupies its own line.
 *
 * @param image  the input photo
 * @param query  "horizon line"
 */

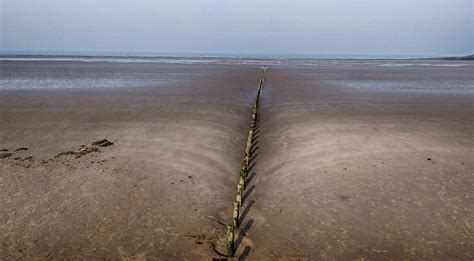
xmin=1 ymin=50 xmax=472 ymax=60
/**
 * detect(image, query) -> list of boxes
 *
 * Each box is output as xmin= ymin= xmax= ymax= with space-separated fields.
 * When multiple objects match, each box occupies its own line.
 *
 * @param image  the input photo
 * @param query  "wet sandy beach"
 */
xmin=1 ymin=59 xmax=473 ymax=259
xmin=0 ymin=61 xmax=262 ymax=259
xmin=244 ymin=63 xmax=474 ymax=259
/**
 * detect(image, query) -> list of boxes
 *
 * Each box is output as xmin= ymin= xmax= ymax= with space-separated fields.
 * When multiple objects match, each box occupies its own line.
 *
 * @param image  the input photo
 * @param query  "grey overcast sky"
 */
xmin=0 ymin=0 xmax=473 ymax=57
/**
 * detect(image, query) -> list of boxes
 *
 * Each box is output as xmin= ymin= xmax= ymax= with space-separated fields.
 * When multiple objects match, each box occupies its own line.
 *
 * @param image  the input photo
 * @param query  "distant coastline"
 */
xmin=440 ymin=54 xmax=474 ymax=60
xmin=1 ymin=51 xmax=471 ymax=61
xmin=1 ymin=54 xmax=472 ymax=64
xmin=0 ymin=54 xmax=470 ymax=68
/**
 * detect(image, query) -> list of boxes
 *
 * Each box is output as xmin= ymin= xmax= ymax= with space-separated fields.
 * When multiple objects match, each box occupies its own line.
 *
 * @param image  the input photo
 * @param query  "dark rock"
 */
xmin=15 ymin=147 xmax=28 ymax=152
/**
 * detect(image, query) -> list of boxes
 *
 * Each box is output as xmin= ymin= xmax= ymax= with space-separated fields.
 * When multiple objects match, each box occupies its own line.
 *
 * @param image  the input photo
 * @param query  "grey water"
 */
xmin=0 ymin=56 xmax=472 ymax=95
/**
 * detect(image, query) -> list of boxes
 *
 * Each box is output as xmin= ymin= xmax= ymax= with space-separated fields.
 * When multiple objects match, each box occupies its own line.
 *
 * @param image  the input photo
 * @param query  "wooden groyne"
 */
xmin=226 ymin=67 xmax=266 ymax=256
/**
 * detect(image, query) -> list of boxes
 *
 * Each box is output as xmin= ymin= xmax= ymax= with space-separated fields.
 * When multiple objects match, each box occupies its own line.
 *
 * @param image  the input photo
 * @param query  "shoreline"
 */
xmin=1 ymin=53 xmax=472 ymax=63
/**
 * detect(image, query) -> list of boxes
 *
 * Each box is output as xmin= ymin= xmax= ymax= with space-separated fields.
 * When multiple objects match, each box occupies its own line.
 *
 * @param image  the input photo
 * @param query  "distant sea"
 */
xmin=0 ymin=50 xmax=452 ymax=60
xmin=1 ymin=53 xmax=471 ymax=94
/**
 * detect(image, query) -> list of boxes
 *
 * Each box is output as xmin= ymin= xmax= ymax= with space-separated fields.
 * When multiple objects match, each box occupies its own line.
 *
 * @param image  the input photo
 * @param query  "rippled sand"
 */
xmin=1 ymin=60 xmax=473 ymax=259
xmin=245 ymin=64 xmax=474 ymax=259
xmin=0 ymin=61 xmax=262 ymax=259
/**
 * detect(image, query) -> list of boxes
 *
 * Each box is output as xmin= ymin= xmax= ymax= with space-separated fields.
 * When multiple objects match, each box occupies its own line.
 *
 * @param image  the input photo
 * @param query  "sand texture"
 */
xmin=0 ymin=62 xmax=262 ymax=259
xmin=243 ymin=64 xmax=474 ymax=259
xmin=1 ymin=60 xmax=473 ymax=259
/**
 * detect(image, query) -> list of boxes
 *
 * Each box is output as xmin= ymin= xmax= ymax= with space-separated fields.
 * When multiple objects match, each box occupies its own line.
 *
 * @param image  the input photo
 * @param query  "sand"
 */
xmin=0 ymin=61 xmax=262 ymax=259
xmin=243 ymin=63 xmax=474 ymax=259
xmin=1 ymin=59 xmax=473 ymax=259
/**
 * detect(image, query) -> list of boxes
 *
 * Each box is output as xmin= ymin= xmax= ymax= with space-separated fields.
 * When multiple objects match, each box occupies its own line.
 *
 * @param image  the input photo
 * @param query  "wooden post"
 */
xmin=245 ymin=130 xmax=253 ymax=164
xmin=223 ymin=67 xmax=265 ymax=258
xmin=240 ymin=166 xmax=247 ymax=178
xmin=232 ymin=201 xmax=239 ymax=227
xmin=236 ymin=185 xmax=242 ymax=207
xmin=239 ymin=174 xmax=245 ymax=191
xmin=225 ymin=224 xmax=234 ymax=257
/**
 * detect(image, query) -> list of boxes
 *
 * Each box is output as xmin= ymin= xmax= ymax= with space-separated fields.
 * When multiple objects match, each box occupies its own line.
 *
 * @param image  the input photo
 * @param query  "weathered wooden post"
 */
xmin=252 ymin=106 xmax=257 ymax=122
xmin=232 ymin=201 xmax=240 ymax=227
xmin=225 ymin=224 xmax=234 ymax=256
xmin=239 ymin=173 xmax=246 ymax=191
xmin=245 ymin=130 xmax=253 ymax=165
xmin=240 ymin=165 xmax=247 ymax=178
xmin=223 ymin=67 xmax=265 ymax=257
xmin=236 ymin=184 xmax=243 ymax=207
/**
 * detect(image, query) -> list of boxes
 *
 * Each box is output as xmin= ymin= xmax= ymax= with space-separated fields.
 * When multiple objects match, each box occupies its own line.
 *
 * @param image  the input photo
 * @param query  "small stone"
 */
xmin=427 ymin=158 xmax=432 ymax=161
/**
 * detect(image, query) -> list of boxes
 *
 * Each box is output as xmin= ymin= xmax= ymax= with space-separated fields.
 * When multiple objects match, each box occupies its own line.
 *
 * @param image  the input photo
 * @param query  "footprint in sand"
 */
xmin=91 ymin=139 xmax=114 ymax=147
xmin=0 ymin=153 xmax=13 ymax=159
xmin=53 ymin=139 xmax=114 ymax=159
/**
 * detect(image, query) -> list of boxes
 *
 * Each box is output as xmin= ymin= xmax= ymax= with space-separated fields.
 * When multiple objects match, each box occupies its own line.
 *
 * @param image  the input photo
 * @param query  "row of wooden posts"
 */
xmin=226 ymin=68 xmax=266 ymax=257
